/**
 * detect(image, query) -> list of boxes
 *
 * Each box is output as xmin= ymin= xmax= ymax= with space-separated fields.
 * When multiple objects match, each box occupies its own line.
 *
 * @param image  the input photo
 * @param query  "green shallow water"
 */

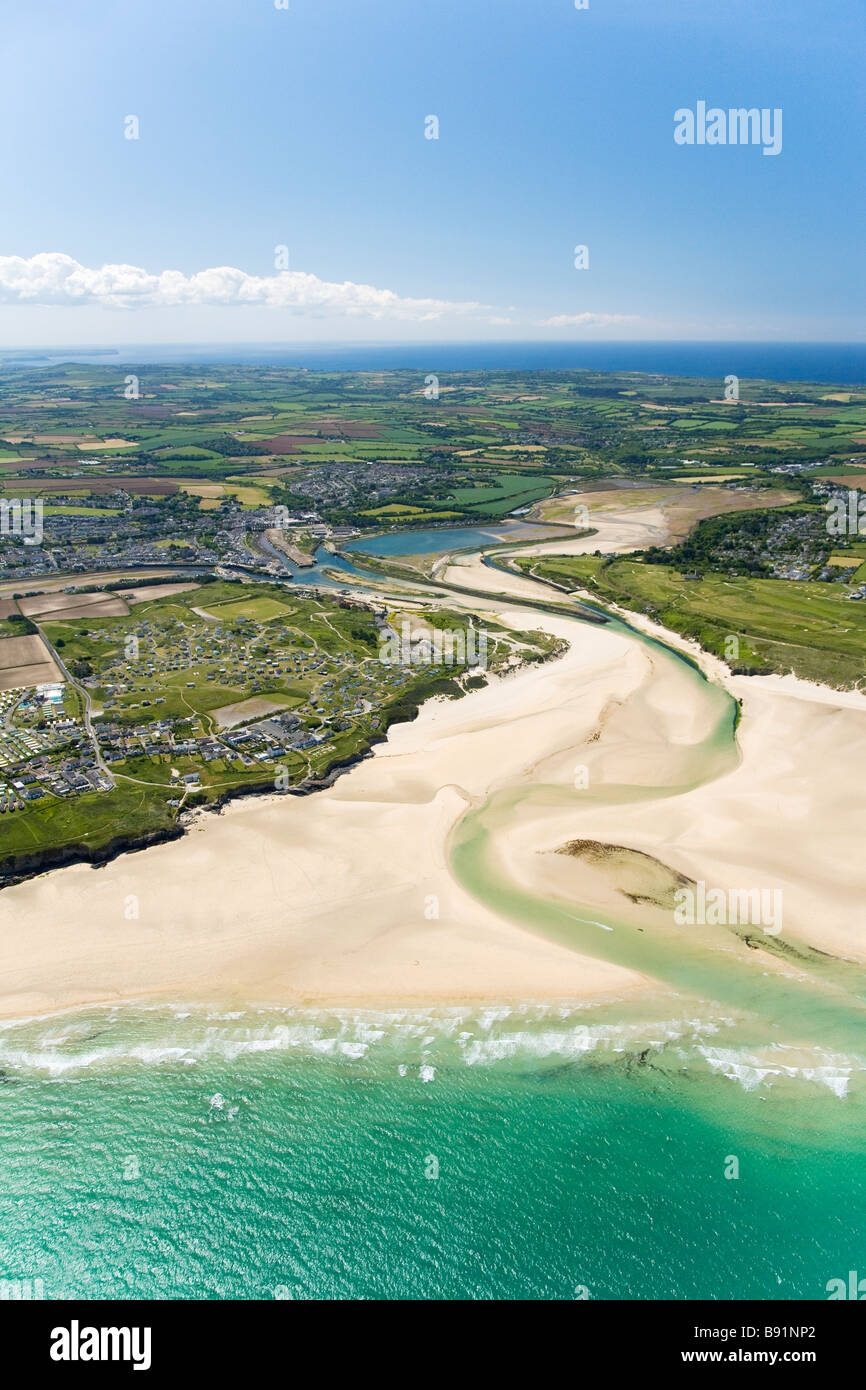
xmin=0 ymin=1001 xmax=864 ymax=1301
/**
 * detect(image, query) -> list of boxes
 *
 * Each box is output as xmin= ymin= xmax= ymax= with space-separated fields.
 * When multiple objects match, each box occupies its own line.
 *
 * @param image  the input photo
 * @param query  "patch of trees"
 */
xmin=643 ymin=506 xmax=825 ymax=575
xmin=5 ymin=613 xmax=37 ymax=635
xmin=199 ymin=436 xmax=269 ymax=456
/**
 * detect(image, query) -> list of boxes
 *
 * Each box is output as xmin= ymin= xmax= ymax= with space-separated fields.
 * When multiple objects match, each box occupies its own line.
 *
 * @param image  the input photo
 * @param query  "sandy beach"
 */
xmin=1 ymin=501 xmax=865 ymax=1020
xmin=0 ymin=607 xmax=650 ymax=1018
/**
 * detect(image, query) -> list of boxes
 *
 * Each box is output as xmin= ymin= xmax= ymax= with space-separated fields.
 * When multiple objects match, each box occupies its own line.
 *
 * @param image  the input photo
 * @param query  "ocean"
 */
xmin=1 ymin=1000 xmax=864 ymax=1302
xmin=5 ymin=341 xmax=866 ymax=384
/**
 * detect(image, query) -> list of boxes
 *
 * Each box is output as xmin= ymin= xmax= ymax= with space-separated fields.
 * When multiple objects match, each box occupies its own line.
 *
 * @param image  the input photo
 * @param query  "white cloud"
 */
xmin=539 ymin=313 xmax=639 ymax=328
xmin=0 ymin=252 xmax=489 ymax=321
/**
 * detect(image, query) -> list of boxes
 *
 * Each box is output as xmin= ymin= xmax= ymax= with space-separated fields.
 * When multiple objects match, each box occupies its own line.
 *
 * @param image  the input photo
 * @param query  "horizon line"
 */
xmin=2 ymin=337 xmax=865 ymax=353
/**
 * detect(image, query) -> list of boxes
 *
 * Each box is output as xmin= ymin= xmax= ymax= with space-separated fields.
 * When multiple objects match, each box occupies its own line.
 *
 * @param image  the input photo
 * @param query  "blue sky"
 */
xmin=0 ymin=0 xmax=862 ymax=344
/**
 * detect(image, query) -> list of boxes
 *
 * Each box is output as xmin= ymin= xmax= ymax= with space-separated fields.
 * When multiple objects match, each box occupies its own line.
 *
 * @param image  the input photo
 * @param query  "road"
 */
xmin=35 ymin=623 xmax=116 ymax=789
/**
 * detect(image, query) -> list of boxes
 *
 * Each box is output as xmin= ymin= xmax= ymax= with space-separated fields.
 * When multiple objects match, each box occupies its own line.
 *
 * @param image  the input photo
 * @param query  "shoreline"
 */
xmin=0 ymin=607 xmax=655 ymax=1021
xmin=0 ymin=638 xmax=563 ymax=892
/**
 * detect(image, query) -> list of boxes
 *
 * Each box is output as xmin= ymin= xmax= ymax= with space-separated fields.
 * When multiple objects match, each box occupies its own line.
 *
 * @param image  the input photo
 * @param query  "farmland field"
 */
xmin=0 ymin=633 xmax=62 ymax=688
xmin=19 ymin=592 xmax=131 ymax=620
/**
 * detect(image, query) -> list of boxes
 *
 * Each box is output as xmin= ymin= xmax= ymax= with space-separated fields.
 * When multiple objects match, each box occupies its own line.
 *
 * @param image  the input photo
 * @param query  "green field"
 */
xmin=0 ymin=782 xmax=174 ymax=862
xmin=523 ymin=553 xmax=866 ymax=688
xmin=452 ymin=472 xmax=556 ymax=514
xmin=205 ymin=595 xmax=295 ymax=623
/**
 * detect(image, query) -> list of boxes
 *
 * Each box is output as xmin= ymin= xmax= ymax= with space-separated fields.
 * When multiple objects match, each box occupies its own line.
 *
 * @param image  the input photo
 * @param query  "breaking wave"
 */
xmin=0 ymin=999 xmax=863 ymax=1098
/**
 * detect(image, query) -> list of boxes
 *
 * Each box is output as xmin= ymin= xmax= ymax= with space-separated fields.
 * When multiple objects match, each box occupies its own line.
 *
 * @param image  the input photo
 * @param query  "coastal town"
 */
xmin=0 ymin=534 xmax=543 ymax=879
xmin=0 ymin=580 xmax=426 ymax=814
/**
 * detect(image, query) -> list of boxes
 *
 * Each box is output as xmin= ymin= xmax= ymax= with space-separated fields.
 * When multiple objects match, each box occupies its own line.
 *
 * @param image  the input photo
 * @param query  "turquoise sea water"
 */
xmin=1 ymin=1001 xmax=864 ymax=1301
